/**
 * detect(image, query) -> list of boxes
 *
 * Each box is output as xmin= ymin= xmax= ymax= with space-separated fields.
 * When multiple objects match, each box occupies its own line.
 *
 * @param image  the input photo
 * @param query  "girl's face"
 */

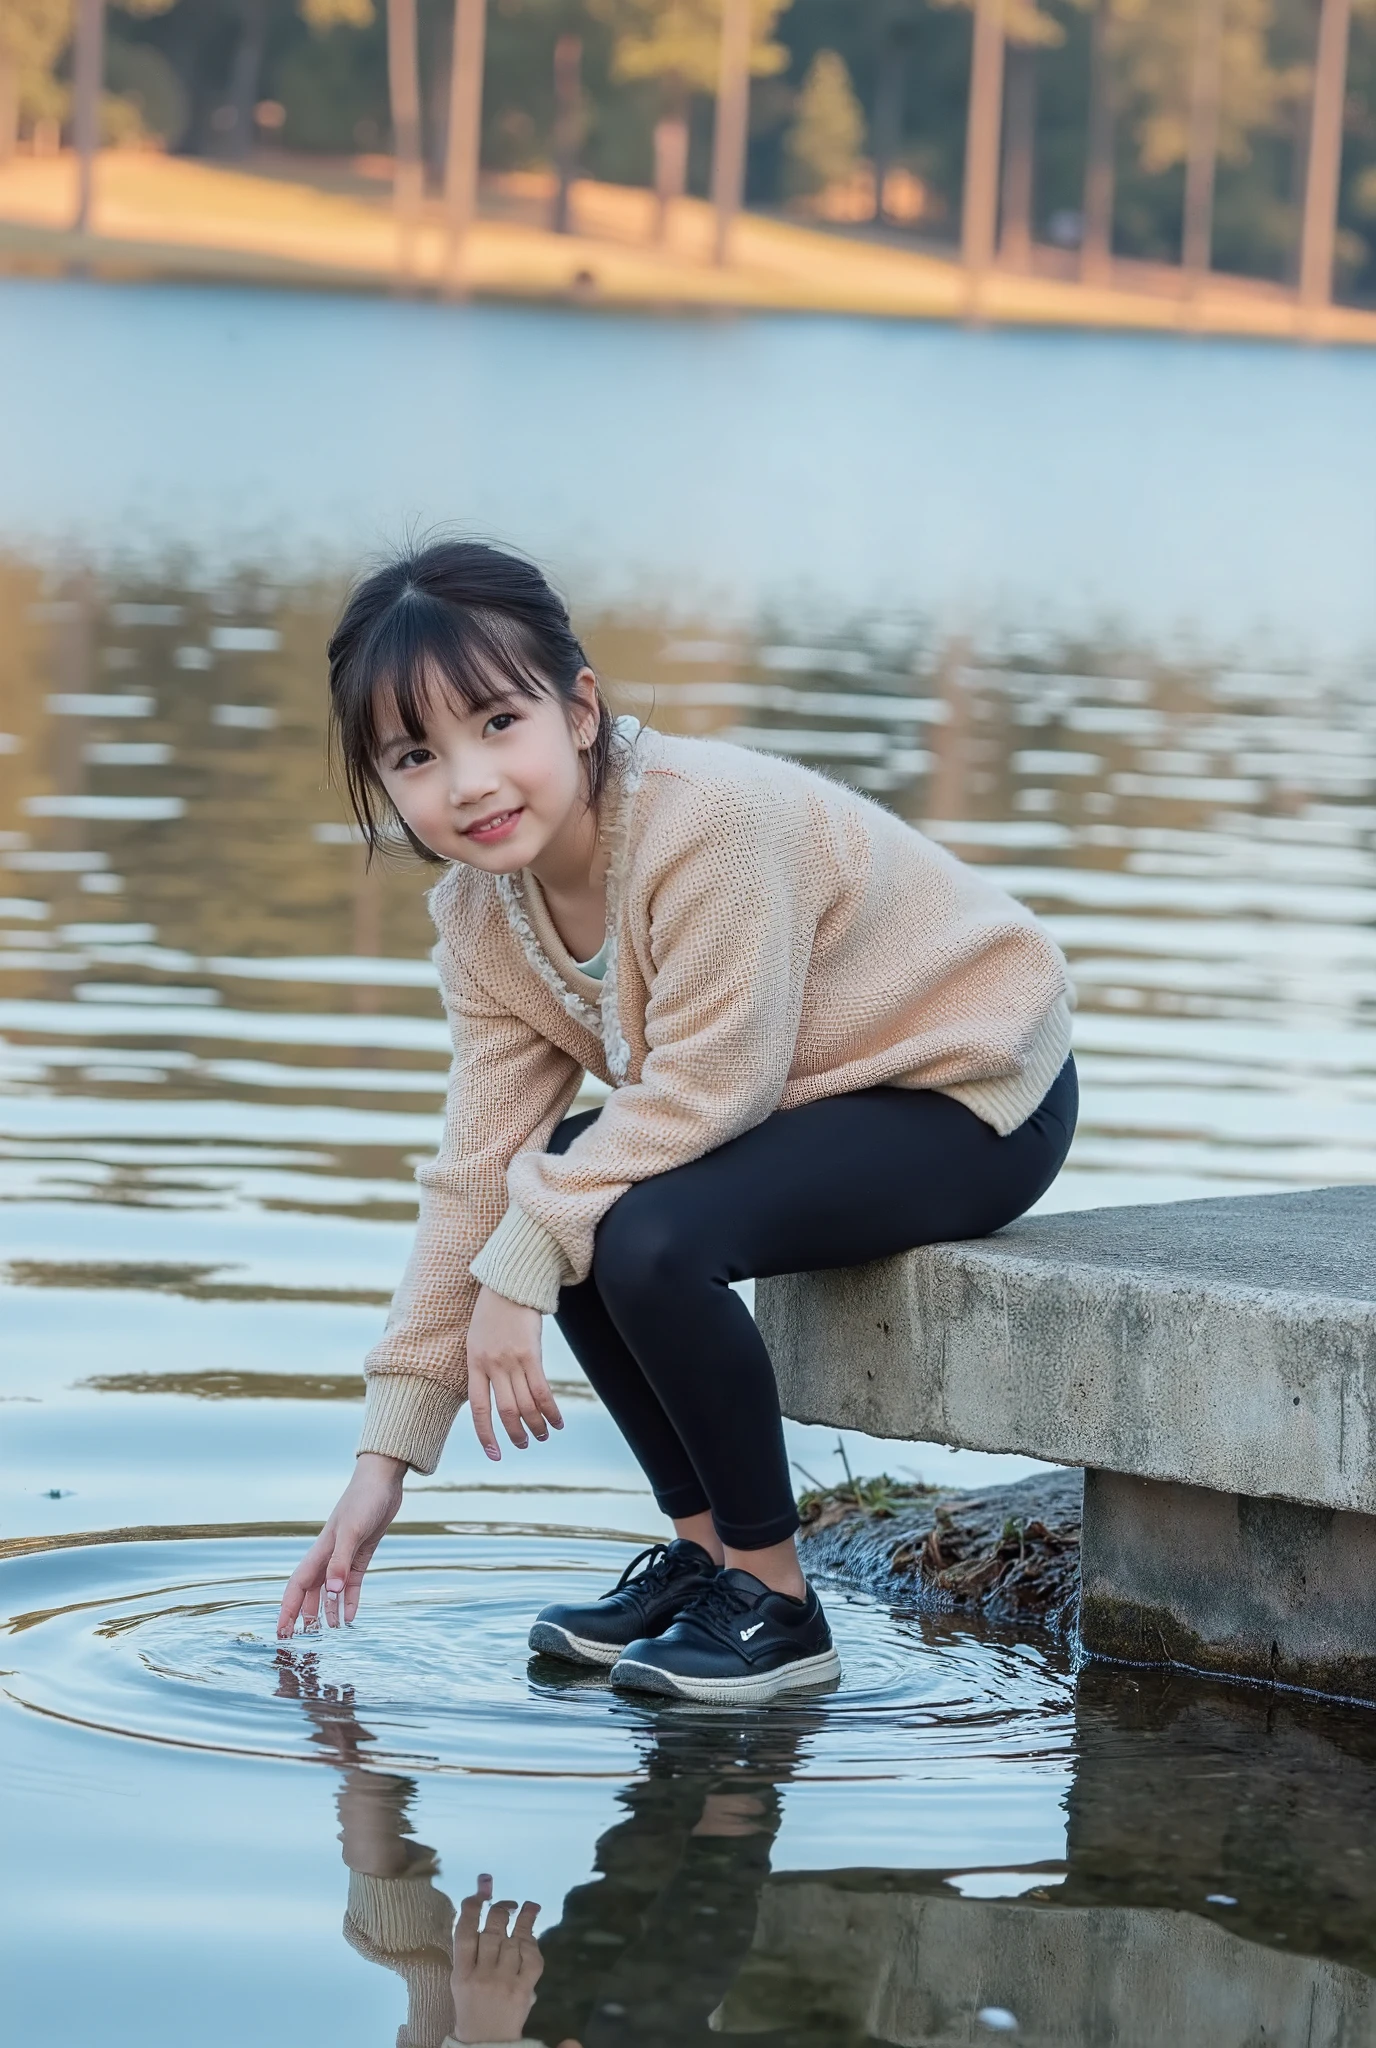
xmin=373 ymin=666 xmax=601 ymax=873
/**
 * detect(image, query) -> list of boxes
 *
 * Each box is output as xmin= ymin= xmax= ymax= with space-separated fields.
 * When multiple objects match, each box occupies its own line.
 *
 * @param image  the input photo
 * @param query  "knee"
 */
xmin=592 ymin=1184 xmax=703 ymax=1312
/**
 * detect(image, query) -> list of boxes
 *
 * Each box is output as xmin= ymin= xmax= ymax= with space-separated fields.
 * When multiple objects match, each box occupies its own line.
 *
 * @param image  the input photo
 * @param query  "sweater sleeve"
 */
xmin=470 ymin=790 xmax=820 ymax=1311
xmin=357 ymin=938 xmax=583 ymax=1472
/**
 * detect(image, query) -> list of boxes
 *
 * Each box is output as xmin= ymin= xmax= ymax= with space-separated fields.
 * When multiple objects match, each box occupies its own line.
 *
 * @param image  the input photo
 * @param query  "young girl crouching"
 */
xmin=277 ymin=539 xmax=1077 ymax=1705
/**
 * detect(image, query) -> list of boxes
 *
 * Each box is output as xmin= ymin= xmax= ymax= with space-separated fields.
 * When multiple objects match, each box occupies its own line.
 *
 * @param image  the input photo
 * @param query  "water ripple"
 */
xmin=0 ymin=1532 xmax=1074 ymax=1782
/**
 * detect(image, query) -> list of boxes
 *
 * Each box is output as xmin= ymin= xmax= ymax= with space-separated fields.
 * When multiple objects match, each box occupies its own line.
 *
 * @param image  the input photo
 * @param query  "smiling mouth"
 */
xmin=463 ymin=807 xmax=524 ymax=843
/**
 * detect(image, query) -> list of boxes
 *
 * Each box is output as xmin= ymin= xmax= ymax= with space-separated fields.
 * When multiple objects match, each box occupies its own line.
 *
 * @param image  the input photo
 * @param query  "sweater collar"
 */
xmin=493 ymin=716 xmax=644 ymax=1082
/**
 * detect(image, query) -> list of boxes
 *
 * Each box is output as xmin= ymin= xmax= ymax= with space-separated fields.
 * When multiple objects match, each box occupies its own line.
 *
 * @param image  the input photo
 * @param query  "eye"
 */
xmin=485 ymin=711 xmax=519 ymax=735
xmin=393 ymin=745 xmax=433 ymax=771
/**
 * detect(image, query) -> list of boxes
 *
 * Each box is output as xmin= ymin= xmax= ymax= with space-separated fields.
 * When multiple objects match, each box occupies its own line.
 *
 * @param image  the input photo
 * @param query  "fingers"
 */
xmin=342 ymin=1531 xmax=384 ymax=1627
xmin=468 ymin=1365 xmax=501 ymax=1463
xmin=322 ymin=1529 xmax=358 ymax=1631
xmin=478 ymin=1898 xmax=516 ymax=1968
xmin=276 ymin=1528 xmax=333 ymax=1639
xmin=491 ymin=1369 xmax=530 ymax=1450
xmin=513 ymin=1900 xmax=543 ymax=1984
xmin=454 ymin=1881 xmax=487 ymax=1975
xmin=525 ymin=1362 xmax=564 ymax=1434
xmin=507 ymin=1367 xmax=563 ymax=1444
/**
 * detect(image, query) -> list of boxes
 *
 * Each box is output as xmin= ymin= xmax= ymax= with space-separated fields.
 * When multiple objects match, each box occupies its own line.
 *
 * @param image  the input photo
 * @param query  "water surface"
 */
xmin=3 ymin=282 xmax=1376 ymax=2044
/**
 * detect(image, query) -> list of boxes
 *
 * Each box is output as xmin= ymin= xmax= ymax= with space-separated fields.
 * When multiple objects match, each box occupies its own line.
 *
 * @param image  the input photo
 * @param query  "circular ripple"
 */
xmin=0 ymin=1531 xmax=1074 ymax=1779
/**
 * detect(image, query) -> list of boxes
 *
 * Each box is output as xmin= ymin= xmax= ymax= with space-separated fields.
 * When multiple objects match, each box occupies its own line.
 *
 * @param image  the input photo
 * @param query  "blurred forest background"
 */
xmin=1 ymin=0 xmax=1375 ymax=301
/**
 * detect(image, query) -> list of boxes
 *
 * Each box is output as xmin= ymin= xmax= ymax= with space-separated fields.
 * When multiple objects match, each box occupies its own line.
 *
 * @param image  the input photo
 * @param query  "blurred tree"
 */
xmin=1113 ymin=0 xmax=1283 ymax=277
xmin=591 ymin=1 xmax=789 ymax=238
xmin=218 ymin=0 xmax=373 ymax=158
xmin=552 ymin=24 xmax=585 ymax=226
xmin=783 ymin=47 xmax=861 ymax=197
xmin=1182 ymin=0 xmax=1224 ymax=276
xmin=929 ymin=0 xmax=1057 ymax=275
xmin=1079 ymin=0 xmax=1116 ymax=279
xmin=998 ymin=5 xmax=1064 ymax=267
xmin=1299 ymin=0 xmax=1352 ymax=304
xmin=442 ymin=0 xmax=486 ymax=287
xmin=868 ymin=0 xmax=907 ymax=223
xmin=0 ymin=2 xmax=73 ymax=157
xmin=385 ymin=0 xmax=421 ymax=266
xmin=72 ymin=0 xmax=178 ymax=226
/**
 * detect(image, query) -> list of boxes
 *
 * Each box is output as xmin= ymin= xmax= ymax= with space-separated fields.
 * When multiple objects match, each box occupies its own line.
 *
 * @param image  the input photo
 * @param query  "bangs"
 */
xmin=342 ymin=592 xmax=552 ymax=763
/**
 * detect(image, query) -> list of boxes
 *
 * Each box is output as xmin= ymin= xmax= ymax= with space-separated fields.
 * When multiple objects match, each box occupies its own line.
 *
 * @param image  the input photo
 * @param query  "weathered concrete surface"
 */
xmin=758 ymin=1185 xmax=1376 ymax=1514
xmin=798 ymin=1467 xmax=1082 ymax=1630
xmin=713 ymin=1882 xmax=1376 ymax=2045
xmin=1080 ymin=1468 xmax=1376 ymax=1700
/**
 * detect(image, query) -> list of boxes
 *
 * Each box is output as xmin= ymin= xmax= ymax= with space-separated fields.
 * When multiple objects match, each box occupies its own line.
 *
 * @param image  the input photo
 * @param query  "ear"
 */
xmin=570 ymin=666 xmax=602 ymax=750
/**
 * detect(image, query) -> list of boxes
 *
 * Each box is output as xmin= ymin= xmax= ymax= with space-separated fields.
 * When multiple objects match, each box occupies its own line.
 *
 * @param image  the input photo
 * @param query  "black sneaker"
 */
xmin=528 ymin=1539 xmax=720 ymax=1668
xmin=609 ymin=1569 xmax=841 ymax=1704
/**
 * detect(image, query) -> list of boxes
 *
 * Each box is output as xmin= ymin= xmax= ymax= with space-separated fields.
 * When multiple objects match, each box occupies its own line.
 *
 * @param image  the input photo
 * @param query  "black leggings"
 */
xmin=549 ymin=1058 xmax=1077 ymax=1550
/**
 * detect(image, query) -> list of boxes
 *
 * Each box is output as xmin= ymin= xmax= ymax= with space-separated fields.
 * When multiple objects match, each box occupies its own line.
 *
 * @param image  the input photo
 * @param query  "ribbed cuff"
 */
xmin=358 ymin=1373 xmax=463 ymax=1474
xmin=469 ymin=1202 xmax=570 ymax=1314
xmin=346 ymin=1871 xmax=454 ymax=1955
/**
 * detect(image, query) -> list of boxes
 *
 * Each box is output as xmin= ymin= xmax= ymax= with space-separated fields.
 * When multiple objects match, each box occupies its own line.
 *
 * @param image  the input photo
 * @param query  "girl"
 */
xmin=276 ymin=540 xmax=1076 ymax=1705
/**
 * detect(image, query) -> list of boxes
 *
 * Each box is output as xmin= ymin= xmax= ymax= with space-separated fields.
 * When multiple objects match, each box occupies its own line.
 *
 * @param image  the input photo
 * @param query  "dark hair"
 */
xmin=326 ymin=537 xmax=615 ymax=863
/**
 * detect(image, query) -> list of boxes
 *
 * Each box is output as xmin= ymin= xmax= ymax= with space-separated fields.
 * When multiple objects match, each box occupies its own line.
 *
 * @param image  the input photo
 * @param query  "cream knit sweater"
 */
xmin=359 ymin=720 xmax=1072 ymax=1472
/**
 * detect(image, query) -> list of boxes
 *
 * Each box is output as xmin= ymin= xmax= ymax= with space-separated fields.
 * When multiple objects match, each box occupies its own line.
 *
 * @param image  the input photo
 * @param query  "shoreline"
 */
xmin=4 ymin=151 xmax=1375 ymax=347
xmin=797 ymin=1466 xmax=1084 ymax=1634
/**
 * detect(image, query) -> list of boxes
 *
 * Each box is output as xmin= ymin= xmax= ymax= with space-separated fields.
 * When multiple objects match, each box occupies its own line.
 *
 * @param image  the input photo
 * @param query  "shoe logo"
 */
xmin=739 ymin=1622 xmax=765 ymax=1641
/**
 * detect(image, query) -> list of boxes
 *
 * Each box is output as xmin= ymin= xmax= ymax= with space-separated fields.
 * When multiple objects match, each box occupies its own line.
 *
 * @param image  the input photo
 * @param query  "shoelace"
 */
xmin=672 ymin=1573 xmax=761 ymax=1649
xmin=605 ymin=1541 xmax=683 ymax=1603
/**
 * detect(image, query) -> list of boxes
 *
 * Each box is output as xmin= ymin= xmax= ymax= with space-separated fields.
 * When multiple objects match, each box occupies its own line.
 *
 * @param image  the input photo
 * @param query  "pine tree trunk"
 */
xmin=552 ymin=33 xmax=583 ymax=235
xmin=711 ymin=0 xmax=752 ymax=266
xmin=999 ymin=44 xmax=1036 ymax=270
xmin=387 ymin=0 xmax=424 ymax=275
xmin=226 ymin=0 xmax=269 ymax=162
xmin=443 ymin=0 xmax=488 ymax=293
xmin=1299 ymin=0 xmax=1353 ymax=309
xmin=73 ymin=0 xmax=105 ymax=235
xmin=961 ymin=0 xmax=1006 ymax=278
xmin=1080 ymin=0 xmax=1116 ymax=283
xmin=653 ymin=75 xmax=689 ymax=244
xmin=871 ymin=4 xmax=908 ymax=224
xmin=1182 ymin=0 xmax=1224 ymax=280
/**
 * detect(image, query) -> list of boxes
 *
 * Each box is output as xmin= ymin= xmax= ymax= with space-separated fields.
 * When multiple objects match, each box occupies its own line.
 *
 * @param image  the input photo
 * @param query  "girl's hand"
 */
xmin=276 ymin=1451 xmax=406 ymax=1637
xmin=451 ymin=1876 xmax=545 ymax=2045
xmin=467 ymin=1284 xmax=564 ymax=1461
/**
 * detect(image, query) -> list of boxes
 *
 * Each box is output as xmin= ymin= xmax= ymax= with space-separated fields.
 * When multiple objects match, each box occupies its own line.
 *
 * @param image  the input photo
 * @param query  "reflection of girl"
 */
xmin=278 ymin=540 xmax=1076 ymax=1701
xmin=279 ymin=1656 xmax=572 ymax=2048
xmin=313 ymin=1660 xmax=796 ymax=2048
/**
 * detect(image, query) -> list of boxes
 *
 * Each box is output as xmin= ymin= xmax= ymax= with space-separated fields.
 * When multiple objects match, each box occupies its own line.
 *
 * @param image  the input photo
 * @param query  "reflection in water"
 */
xmin=2 ymin=557 xmax=1374 ymax=1268
xmin=268 ymin=1649 xmax=1376 ymax=2046
xmin=276 ymin=1642 xmax=805 ymax=2048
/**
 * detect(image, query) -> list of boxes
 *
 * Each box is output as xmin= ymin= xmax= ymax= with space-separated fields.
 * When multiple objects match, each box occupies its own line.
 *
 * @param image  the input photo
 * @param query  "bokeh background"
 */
xmin=2 ymin=8 xmax=1376 ymax=2047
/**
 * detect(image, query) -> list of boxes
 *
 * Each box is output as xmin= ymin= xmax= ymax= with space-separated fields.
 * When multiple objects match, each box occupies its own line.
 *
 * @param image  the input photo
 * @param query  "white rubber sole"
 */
xmin=608 ymin=1645 xmax=842 ymax=1704
xmin=527 ymin=1621 xmax=621 ymax=1668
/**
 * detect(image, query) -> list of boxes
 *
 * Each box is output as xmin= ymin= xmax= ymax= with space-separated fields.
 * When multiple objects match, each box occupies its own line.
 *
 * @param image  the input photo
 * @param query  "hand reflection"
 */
xmin=449 ymin=1874 xmax=580 ymax=2048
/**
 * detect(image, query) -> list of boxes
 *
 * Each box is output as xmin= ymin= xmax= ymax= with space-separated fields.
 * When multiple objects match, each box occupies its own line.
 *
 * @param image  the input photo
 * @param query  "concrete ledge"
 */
xmin=759 ymin=1186 xmax=1376 ymax=1515
xmin=1080 ymin=1470 xmax=1376 ymax=1700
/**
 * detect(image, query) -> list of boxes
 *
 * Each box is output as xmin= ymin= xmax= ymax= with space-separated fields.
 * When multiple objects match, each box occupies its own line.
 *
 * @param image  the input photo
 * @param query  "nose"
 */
xmin=446 ymin=743 xmax=500 ymax=811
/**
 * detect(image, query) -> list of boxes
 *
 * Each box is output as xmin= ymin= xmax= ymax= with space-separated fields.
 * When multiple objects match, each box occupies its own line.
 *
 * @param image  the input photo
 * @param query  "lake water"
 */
xmin=3 ymin=280 xmax=1376 ymax=2045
